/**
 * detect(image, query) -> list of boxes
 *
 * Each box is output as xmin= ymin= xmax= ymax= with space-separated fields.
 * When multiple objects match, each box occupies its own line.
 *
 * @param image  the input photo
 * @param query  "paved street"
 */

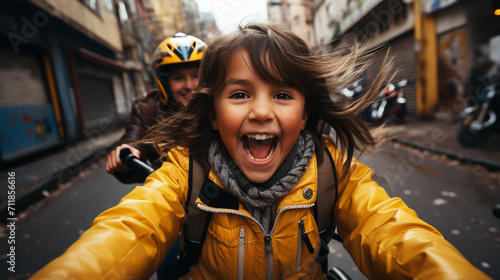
xmin=1 ymin=139 xmax=499 ymax=279
xmin=330 ymin=139 xmax=500 ymax=280
xmin=361 ymin=141 xmax=499 ymax=279
xmin=0 ymin=158 xmax=136 ymax=280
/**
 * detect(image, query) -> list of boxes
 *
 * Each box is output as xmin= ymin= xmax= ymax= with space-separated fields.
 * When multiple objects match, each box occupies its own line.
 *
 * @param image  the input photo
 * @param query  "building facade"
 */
xmin=424 ymin=0 xmax=500 ymax=116
xmin=200 ymin=12 xmax=222 ymax=41
xmin=0 ymin=0 xmax=155 ymax=163
xmin=268 ymin=0 xmax=315 ymax=44
xmin=150 ymin=0 xmax=185 ymax=41
xmin=309 ymin=0 xmax=418 ymax=114
xmin=116 ymin=0 xmax=159 ymax=96
xmin=311 ymin=0 xmax=344 ymax=49
xmin=306 ymin=0 xmax=500 ymax=118
xmin=182 ymin=0 xmax=203 ymax=38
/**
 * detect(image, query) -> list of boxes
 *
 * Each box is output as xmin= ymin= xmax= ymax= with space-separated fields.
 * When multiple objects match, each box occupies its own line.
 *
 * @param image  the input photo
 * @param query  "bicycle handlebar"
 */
xmin=119 ymin=148 xmax=155 ymax=181
xmin=494 ymin=205 xmax=500 ymax=219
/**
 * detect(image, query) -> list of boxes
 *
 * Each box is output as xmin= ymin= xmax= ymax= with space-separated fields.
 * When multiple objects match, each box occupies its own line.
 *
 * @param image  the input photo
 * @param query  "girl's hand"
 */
xmin=106 ymin=144 xmax=142 ymax=174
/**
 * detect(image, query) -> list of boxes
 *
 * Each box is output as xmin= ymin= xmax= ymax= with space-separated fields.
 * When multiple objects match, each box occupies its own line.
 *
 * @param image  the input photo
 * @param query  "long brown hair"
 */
xmin=142 ymin=22 xmax=392 ymax=178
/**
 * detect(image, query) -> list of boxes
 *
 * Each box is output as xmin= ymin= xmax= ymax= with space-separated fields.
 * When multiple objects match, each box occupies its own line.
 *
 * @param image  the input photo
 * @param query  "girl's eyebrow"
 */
xmin=222 ymin=77 xmax=294 ymax=92
xmin=222 ymin=78 xmax=251 ymax=88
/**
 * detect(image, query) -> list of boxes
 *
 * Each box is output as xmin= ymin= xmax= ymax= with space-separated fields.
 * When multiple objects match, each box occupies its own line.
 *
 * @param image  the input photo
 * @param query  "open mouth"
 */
xmin=242 ymin=134 xmax=277 ymax=162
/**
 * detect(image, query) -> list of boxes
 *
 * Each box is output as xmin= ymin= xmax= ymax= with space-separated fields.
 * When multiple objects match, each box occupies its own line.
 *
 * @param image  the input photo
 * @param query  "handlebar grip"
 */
xmin=494 ymin=205 xmax=500 ymax=219
xmin=119 ymin=148 xmax=155 ymax=181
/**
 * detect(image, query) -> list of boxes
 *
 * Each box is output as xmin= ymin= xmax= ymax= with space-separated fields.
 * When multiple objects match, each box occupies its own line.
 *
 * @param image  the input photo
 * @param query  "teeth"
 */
xmin=247 ymin=134 xmax=275 ymax=140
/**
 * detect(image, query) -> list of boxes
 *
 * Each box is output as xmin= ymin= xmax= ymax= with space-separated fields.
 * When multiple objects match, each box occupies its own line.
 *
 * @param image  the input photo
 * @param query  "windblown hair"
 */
xmin=142 ymin=22 xmax=392 ymax=178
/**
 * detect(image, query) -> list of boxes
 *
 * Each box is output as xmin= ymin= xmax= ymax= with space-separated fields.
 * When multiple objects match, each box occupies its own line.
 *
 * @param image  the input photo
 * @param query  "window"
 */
xmin=127 ymin=0 xmax=137 ymax=14
xmin=103 ymin=0 xmax=113 ymax=12
xmin=118 ymin=1 xmax=129 ymax=24
xmin=84 ymin=0 xmax=98 ymax=12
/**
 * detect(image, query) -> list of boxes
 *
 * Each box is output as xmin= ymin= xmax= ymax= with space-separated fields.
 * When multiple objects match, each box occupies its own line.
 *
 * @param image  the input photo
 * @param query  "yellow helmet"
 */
xmin=153 ymin=33 xmax=206 ymax=106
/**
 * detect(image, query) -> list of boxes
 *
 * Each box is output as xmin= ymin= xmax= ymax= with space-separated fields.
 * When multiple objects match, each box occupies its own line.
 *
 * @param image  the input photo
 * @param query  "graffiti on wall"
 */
xmin=0 ymin=104 xmax=60 ymax=160
xmin=437 ymin=28 xmax=468 ymax=111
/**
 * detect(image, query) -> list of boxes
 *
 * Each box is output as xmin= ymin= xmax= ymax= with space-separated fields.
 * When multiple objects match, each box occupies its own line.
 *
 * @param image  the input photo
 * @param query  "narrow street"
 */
xmin=0 ymin=158 xmax=136 ymax=280
xmin=330 ymin=140 xmax=500 ymax=280
xmin=1 ymin=141 xmax=499 ymax=280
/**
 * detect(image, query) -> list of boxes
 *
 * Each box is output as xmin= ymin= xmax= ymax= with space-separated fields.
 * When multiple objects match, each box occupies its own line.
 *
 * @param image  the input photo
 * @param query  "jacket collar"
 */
xmin=196 ymin=154 xmax=318 ymax=213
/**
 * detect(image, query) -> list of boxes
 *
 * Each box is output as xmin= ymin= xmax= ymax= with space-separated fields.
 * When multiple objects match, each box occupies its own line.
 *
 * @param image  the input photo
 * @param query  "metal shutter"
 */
xmin=0 ymin=49 xmax=47 ymax=106
xmin=77 ymin=74 xmax=116 ymax=130
xmin=366 ymin=31 xmax=418 ymax=115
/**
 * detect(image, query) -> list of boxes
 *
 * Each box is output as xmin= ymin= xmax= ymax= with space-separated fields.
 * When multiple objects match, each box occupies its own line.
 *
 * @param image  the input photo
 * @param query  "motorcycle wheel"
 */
xmin=458 ymin=109 xmax=493 ymax=147
xmin=326 ymin=267 xmax=352 ymax=280
xmin=394 ymin=103 xmax=406 ymax=123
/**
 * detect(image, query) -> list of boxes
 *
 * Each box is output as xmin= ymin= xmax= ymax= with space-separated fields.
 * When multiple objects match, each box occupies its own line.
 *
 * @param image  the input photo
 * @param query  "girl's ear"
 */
xmin=301 ymin=112 xmax=308 ymax=130
xmin=210 ymin=115 xmax=219 ymax=130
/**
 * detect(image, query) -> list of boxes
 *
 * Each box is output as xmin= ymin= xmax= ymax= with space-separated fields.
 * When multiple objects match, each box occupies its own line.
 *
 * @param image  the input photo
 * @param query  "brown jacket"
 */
xmin=114 ymin=90 xmax=165 ymax=184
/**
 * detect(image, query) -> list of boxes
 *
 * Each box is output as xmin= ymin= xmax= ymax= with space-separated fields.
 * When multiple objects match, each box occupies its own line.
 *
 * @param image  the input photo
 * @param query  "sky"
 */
xmin=194 ymin=0 xmax=269 ymax=34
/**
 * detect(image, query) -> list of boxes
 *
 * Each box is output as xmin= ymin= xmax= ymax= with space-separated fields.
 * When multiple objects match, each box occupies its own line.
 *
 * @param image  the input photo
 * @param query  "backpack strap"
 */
xmin=183 ymin=156 xmax=211 ymax=264
xmin=314 ymin=145 xmax=338 ymax=274
xmin=316 ymin=146 xmax=338 ymax=233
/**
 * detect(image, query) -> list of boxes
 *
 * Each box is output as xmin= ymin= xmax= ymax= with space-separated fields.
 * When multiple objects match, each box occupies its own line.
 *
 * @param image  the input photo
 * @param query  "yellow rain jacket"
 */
xmin=31 ymin=140 xmax=490 ymax=279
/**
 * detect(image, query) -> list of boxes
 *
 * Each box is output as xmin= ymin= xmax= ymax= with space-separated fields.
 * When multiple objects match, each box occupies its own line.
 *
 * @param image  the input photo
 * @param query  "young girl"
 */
xmin=32 ymin=23 xmax=489 ymax=279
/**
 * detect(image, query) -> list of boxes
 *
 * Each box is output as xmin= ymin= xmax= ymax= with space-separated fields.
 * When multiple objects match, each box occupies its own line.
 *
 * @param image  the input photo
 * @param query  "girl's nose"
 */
xmin=185 ymin=76 xmax=197 ymax=89
xmin=249 ymin=96 xmax=274 ymax=122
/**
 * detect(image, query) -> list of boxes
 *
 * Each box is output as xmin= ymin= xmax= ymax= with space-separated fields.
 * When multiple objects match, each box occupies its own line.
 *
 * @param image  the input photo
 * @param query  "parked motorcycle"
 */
xmin=339 ymin=79 xmax=374 ymax=123
xmin=458 ymin=76 xmax=500 ymax=146
xmin=340 ymin=80 xmax=367 ymax=100
xmin=365 ymin=78 xmax=412 ymax=125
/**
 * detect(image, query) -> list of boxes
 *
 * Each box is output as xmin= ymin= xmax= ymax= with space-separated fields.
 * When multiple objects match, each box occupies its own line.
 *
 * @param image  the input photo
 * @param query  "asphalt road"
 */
xmin=360 ymin=141 xmax=500 ymax=279
xmin=1 ymin=158 xmax=136 ymax=279
xmin=1 ymin=141 xmax=499 ymax=279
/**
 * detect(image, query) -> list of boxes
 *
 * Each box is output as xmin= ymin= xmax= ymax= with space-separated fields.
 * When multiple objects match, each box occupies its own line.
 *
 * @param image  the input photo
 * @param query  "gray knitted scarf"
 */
xmin=208 ymin=132 xmax=315 ymax=233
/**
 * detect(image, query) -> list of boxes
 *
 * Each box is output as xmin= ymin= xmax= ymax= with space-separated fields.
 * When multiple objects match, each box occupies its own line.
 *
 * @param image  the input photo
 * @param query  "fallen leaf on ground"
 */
xmin=433 ymin=198 xmax=447 ymax=205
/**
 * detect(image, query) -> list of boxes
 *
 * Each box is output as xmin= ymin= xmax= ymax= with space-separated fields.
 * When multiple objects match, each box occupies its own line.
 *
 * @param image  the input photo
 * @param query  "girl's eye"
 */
xmin=229 ymin=91 xmax=249 ymax=99
xmin=275 ymin=92 xmax=293 ymax=100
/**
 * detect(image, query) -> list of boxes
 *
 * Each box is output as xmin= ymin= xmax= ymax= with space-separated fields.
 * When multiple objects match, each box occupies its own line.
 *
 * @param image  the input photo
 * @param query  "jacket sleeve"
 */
xmin=31 ymin=150 xmax=190 ymax=280
xmin=114 ymin=94 xmax=160 ymax=184
xmin=328 ymin=144 xmax=491 ymax=280
xmin=117 ymin=98 xmax=150 ymax=147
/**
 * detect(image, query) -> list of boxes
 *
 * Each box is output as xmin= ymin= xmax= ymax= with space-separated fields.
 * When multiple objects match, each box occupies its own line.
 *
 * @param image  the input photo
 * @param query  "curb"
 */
xmin=391 ymin=138 xmax=500 ymax=172
xmin=0 ymin=143 xmax=117 ymax=224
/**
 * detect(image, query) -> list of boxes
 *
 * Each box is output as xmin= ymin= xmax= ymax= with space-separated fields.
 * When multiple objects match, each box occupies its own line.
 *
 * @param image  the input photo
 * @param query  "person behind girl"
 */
xmin=32 ymin=22 xmax=490 ymax=279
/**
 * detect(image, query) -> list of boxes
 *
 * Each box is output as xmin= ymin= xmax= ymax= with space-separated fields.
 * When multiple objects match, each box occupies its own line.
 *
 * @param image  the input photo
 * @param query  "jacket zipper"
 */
xmin=299 ymin=220 xmax=314 ymax=254
xmin=294 ymin=220 xmax=302 ymax=273
xmin=197 ymin=202 xmax=315 ymax=280
xmin=265 ymin=204 xmax=315 ymax=279
xmin=264 ymin=234 xmax=273 ymax=280
xmin=295 ymin=219 xmax=315 ymax=273
xmin=238 ymin=228 xmax=245 ymax=280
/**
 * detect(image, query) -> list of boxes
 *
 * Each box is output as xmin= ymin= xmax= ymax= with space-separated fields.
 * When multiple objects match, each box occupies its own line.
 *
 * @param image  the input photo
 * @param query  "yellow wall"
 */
xmin=151 ymin=0 xmax=186 ymax=41
xmin=414 ymin=0 xmax=438 ymax=117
